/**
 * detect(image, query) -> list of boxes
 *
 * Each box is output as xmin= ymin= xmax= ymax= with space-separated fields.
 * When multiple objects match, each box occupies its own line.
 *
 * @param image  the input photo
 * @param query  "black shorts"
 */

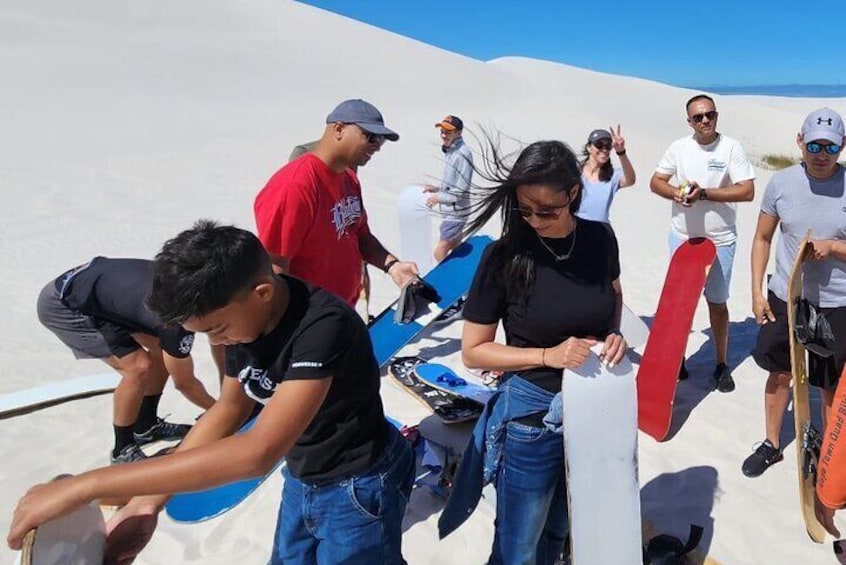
xmin=752 ymin=291 xmax=846 ymax=389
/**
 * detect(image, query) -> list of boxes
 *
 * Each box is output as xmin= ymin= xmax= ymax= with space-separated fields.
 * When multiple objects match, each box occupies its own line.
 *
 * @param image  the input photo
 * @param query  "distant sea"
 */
xmin=690 ymin=85 xmax=846 ymax=98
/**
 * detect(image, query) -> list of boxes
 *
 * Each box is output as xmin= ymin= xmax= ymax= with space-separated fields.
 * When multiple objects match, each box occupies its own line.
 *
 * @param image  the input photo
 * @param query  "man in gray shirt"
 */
xmin=744 ymin=107 xmax=846 ymax=478
xmin=424 ymin=115 xmax=474 ymax=262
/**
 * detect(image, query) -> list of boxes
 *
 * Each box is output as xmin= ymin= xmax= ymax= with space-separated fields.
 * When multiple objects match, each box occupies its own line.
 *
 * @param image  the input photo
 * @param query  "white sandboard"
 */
xmin=620 ymin=305 xmax=649 ymax=351
xmin=563 ymin=346 xmax=641 ymax=564
xmin=15 ymin=488 xmax=106 ymax=564
xmin=398 ymin=184 xmax=434 ymax=276
xmin=0 ymin=373 xmax=120 ymax=418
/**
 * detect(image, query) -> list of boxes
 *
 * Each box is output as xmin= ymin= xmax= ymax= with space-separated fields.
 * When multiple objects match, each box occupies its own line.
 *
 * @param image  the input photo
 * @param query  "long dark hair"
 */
xmin=463 ymin=133 xmax=582 ymax=295
xmin=581 ymin=142 xmax=614 ymax=182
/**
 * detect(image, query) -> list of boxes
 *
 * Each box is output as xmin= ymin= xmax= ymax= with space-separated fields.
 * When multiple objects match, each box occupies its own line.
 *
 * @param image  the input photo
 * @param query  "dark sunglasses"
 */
xmin=512 ymin=205 xmax=567 ymax=220
xmin=347 ymin=124 xmax=385 ymax=145
xmin=806 ymin=141 xmax=842 ymax=155
xmin=689 ymin=110 xmax=718 ymax=123
xmin=592 ymin=141 xmax=613 ymax=151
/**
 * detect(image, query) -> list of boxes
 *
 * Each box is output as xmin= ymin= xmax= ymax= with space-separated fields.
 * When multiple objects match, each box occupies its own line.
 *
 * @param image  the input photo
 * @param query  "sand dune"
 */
xmin=2 ymin=0 xmax=845 ymax=562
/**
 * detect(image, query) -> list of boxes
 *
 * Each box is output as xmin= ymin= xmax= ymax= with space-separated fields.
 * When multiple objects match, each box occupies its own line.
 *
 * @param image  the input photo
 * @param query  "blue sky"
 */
xmin=300 ymin=1 xmax=845 ymax=88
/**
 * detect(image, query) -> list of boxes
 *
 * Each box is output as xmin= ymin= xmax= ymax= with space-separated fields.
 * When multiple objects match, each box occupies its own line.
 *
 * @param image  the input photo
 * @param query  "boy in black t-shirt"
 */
xmin=10 ymin=221 xmax=414 ymax=564
xmin=36 ymin=257 xmax=216 ymax=464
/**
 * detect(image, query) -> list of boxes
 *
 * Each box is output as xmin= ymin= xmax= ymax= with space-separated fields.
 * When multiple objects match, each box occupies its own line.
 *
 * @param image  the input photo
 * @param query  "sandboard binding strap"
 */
xmin=642 ymin=523 xmax=704 ymax=564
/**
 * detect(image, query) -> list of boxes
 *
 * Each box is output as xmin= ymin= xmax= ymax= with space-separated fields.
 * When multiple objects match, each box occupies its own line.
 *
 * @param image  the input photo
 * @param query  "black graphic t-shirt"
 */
xmin=225 ymin=275 xmax=388 ymax=482
xmin=463 ymin=220 xmax=621 ymax=392
xmin=57 ymin=257 xmax=194 ymax=358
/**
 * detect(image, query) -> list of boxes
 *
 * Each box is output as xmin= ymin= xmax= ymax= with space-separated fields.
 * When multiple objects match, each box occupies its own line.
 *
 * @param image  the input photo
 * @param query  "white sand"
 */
xmin=2 ymin=0 xmax=845 ymax=562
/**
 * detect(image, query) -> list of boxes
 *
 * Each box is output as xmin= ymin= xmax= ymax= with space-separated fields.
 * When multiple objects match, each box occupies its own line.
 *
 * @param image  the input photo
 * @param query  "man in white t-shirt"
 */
xmin=649 ymin=94 xmax=756 ymax=393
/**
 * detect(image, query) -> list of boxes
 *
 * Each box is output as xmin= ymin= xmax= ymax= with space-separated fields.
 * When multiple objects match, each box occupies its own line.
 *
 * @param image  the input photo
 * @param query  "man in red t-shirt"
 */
xmin=254 ymin=99 xmax=418 ymax=306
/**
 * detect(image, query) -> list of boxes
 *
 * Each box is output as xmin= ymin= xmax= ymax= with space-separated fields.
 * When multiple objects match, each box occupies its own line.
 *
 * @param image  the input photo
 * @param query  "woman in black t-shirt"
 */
xmin=441 ymin=140 xmax=627 ymax=564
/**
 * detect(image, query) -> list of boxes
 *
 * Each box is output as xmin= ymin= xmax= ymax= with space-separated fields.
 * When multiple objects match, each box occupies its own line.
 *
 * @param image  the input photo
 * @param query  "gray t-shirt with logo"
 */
xmin=761 ymin=164 xmax=846 ymax=307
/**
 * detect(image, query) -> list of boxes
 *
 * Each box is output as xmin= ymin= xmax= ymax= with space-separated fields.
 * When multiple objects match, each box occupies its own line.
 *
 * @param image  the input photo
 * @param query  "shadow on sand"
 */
xmin=641 ymin=465 xmax=719 ymax=564
xmin=664 ymin=317 xmax=758 ymax=441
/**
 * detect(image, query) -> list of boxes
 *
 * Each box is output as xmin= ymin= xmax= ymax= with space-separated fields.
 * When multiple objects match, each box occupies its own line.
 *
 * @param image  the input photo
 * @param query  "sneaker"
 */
xmin=714 ymin=363 xmax=735 ymax=393
xmin=742 ymin=439 xmax=783 ymax=477
xmin=110 ymin=443 xmax=147 ymax=465
xmin=677 ymin=360 xmax=689 ymax=381
xmin=435 ymin=297 xmax=465 ymax=324
xmin=134 ymin=417 xmax=192 ymax=445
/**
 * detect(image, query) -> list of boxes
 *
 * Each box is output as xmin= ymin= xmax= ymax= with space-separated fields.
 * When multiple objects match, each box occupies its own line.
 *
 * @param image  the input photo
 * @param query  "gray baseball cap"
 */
xmin=801 ymin=107 xmax=845 ymax=145
xmin=326 ymin=99 xmax=400 ymax=141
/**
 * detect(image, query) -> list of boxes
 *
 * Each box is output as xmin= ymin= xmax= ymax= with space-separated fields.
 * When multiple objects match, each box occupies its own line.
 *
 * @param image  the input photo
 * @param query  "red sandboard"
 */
xmin=637 ymin=237 xmax=716 ymax=441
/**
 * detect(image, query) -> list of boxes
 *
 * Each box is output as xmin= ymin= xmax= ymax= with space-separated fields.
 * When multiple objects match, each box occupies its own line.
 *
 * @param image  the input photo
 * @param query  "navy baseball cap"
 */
xmin=326 ymin=99 xmax=399 ymax=141
xmin=588 ymin=129 xmax=612 ymax=143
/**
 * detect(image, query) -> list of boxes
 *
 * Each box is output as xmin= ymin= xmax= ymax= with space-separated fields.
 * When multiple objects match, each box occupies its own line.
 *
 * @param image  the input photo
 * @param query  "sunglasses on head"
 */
xmin=689 ymin=110 xmax=718 ymax=123
xmin=592 ymin=140 xmax=612 ymax=151
xmin=806 ymin=141 xmax=842 ymax=155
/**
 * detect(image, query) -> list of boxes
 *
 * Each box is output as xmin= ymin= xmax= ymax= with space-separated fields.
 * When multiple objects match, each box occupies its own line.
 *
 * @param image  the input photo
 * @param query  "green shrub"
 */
xmin=760 ymin=154 xmax=798 ymax=170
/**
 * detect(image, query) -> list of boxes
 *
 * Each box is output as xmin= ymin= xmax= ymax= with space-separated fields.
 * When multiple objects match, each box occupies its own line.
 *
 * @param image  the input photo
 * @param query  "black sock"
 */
xmin=113 ymin=425 xmax=136 ymax=456
xmin=134 ymin=394 xmax=162 ymax=433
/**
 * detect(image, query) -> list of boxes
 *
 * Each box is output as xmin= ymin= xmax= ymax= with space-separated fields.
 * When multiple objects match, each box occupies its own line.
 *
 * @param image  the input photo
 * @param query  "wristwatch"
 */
xmin=699 ymin=188 xmax=708 ymax=201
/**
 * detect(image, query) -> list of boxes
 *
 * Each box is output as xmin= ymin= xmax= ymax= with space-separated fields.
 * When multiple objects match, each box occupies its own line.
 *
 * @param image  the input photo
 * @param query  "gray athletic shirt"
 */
xmin=761 ymin=164 xmax=846 ymax=307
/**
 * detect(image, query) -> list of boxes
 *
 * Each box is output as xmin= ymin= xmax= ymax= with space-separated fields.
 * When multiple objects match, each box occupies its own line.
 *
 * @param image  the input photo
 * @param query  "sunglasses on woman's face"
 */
xmin=806 ymin=141 xmax=842 ymax=155
xmin=592 ymin=141 xmax=612 ymax=151
xmin=512 ymin=206 xmax=566 ymax=220
xmin=688 ymin=110 xmax=718 ymax=123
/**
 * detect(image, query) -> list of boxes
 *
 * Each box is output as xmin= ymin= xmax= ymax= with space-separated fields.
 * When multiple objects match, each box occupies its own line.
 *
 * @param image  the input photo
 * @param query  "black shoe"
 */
xmin=677 ymin=360 xmax=689 ymax=381
xmin=110 ymin=443 xmax=147 ymax=465
xmin=134 ymin=417 xmax=192 ymax=445
xmin=742 ymin=439 xmax=783 ymax=477
xmin=714 ymin=363 xmax=735 ymax=393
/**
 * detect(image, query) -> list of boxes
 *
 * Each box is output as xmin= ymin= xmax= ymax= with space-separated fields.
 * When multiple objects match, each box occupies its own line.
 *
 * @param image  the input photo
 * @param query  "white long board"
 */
xmin=397 ymin=184 xmax=434 ymax=276
xmin=620 ymin=305 xmax=649 ymax=351
xmin=0 ymin=373 xmax=119 ymax=418
xmin=564 ymin=346 xmax=641 ymax=564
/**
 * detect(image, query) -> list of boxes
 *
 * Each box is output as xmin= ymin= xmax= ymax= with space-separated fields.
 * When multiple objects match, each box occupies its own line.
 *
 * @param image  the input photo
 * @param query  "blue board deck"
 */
xmin=369 ymin=235 xmax=492 ymax=367
xmin=164 ymin=417 xmax=283 ymax=523
xmin=413 ymin=363 xmax=494 ymax=406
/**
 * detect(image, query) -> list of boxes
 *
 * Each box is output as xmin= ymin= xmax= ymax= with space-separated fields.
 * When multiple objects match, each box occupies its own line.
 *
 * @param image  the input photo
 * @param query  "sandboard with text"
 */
xmin=786 ymin=232 xmax=827 ymax=543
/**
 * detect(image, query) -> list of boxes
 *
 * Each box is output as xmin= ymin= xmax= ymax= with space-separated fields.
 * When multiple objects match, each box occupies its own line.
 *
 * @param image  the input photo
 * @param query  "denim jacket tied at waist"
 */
xmin=437 ymin=374 xmax=562 ymax=538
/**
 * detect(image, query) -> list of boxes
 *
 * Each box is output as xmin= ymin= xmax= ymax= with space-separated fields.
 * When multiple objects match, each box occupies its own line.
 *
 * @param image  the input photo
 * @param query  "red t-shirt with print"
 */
xmin=254 ymin=154 xmax=370 ymax=306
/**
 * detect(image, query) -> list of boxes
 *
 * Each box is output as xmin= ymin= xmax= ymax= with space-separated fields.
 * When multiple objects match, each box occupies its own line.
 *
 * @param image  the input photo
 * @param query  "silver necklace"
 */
xmin=536 ymin=222 xmax=577 ymax=262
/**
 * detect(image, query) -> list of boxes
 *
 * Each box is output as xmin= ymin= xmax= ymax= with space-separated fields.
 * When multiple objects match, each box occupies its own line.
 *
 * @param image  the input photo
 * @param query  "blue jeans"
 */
xmin=271 ymin=425 xmax=414 ymax=564
xmin=489 ymin=421 xmax=569 ymax=565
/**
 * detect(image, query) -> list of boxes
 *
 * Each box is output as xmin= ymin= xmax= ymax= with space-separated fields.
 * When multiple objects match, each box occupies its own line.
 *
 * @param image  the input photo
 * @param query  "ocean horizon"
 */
xmin=690 ymin=84 xmax=846 ymax=98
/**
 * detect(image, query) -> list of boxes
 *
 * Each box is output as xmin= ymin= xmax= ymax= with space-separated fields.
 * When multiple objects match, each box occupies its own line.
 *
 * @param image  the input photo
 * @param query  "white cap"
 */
xmin=801 ymin=107 xmax=845 ymax=144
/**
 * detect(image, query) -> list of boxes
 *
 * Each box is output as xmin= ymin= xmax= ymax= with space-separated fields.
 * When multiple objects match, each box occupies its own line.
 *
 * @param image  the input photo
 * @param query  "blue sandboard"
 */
xmin=164 ymin=417 xmax=283 ymax=523
xmin=369 ymin=235 xmax=493 ymax=367
xmin=166 ymin=415 xmax=419 ymax=523
xmin=414 ymin=363 xmax=494 ymax=405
